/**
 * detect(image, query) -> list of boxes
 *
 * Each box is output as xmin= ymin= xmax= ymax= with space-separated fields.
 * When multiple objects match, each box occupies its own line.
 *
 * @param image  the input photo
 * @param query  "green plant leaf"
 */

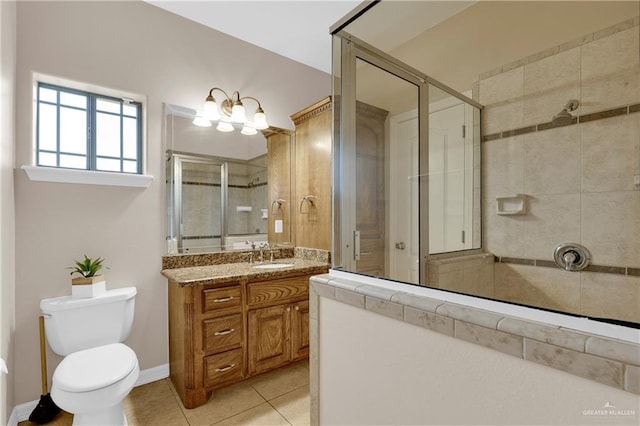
xmin=67 ymin=255 xmax=106 ymax=278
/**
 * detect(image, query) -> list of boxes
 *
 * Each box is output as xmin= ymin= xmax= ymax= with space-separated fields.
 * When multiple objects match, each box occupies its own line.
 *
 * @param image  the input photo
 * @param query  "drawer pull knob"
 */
xmin=215 ymin=364 xmax=236 ymax=373
xmin=294 ymin=306 xmax=300 ymax=311
xmin=213 ymin=296 xmax=234 ymax=303
xmin=214 ymin=328 xmax=235 ymax=336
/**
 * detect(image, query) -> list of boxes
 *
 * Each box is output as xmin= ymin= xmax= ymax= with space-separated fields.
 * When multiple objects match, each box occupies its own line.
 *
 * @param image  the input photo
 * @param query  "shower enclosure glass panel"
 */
xmin=334 ymin=33 xmax=482 ymax=286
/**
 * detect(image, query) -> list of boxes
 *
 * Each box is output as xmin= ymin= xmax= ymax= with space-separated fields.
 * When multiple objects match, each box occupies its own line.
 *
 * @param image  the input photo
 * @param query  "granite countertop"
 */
xmin=161 ymin=258 xmax=330 ymax=286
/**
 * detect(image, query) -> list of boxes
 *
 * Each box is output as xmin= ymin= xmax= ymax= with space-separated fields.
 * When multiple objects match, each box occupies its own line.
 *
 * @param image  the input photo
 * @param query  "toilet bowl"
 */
xmin=50 ymin=343 xmax=140 ymax=426
xmin=41 ymin=287 xmax=138 ymax=425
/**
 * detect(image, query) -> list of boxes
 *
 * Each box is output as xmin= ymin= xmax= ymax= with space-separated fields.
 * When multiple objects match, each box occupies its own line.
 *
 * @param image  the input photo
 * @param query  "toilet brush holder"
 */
xmin=71 ymin=275 xmax=106 ymax=298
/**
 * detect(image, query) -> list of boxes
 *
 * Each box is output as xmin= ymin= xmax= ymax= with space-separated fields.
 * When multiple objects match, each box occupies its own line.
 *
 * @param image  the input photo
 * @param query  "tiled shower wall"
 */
xmin=476 ymin=18 xmax=640 ymax=323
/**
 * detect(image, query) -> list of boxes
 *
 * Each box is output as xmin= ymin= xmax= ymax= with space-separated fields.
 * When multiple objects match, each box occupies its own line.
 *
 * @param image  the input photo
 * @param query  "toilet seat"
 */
xmin=53 ymin=343 xmax=137 ymax=392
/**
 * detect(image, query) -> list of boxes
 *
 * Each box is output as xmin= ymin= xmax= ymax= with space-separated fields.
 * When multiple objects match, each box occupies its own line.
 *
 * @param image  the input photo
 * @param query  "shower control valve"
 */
xmin=554 ymin=243 xmax=591 ymax=272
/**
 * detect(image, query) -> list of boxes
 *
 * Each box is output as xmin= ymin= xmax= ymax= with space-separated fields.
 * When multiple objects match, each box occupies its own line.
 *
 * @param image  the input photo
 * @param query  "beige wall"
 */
xmin=319 ymin=295 xmax=639 ymax=425
xmin=479 ymin=21 xmax=640 ymax=323
xmin=13 ymin=1 xmax=330 ymax=405
xmin=1 ymin=1 xmax=16 ymax=423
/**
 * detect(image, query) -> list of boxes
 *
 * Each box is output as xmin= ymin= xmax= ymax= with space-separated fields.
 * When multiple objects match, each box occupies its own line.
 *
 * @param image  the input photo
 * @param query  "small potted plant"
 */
xmin=68 ymin=255 xmax=107 ymax=298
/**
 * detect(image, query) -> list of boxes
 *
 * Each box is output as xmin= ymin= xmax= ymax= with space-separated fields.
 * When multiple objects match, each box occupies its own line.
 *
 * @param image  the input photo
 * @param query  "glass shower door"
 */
xmin=339 ymin=43 xmax=426 ymax=284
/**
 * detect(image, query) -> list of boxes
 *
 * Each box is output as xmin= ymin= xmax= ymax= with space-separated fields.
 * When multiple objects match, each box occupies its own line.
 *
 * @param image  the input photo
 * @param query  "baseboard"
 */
xmin=7 ymin=405 xmax=19 ymax=426
xmin=135 ymin=363 xmax=170 ymax=387
xmin=11 ymin=363 xmax=169 ymax=423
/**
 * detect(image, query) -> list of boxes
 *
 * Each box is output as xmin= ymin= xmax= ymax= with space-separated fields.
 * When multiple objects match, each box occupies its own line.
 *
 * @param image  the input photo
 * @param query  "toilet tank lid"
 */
xmin=40 ymin=287 xmax=137 ymax=313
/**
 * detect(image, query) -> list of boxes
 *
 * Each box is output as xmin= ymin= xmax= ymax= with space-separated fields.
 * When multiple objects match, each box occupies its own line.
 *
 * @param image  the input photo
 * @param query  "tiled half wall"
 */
xmin=474 ymin=17 xmax=640 ymax=324
xmin=309 ymin=275 xmax=640 ymax=403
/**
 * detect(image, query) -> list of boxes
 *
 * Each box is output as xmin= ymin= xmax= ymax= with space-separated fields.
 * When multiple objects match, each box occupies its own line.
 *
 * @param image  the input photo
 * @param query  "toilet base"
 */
xmin=72 ymin=402 xmax=127 ymax=426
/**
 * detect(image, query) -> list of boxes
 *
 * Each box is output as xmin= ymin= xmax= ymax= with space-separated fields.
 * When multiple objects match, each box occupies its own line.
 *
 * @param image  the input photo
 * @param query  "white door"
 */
xmin=389 ymin=102 xmax=469 ymax=277
xmin=430 ymin=103 xmax=467 ymax=253
xmin=389 ymin=111 xmax=420 ymax=284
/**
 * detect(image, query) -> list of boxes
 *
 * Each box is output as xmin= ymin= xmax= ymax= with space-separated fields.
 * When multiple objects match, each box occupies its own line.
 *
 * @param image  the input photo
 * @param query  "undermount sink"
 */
xmin=252 ymin=263 xmax=295 ymax=269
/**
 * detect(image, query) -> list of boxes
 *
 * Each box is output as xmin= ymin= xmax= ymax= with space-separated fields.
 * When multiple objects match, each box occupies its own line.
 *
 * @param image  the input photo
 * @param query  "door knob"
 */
xmin=395 ymin=242 xmax=406 ymax=250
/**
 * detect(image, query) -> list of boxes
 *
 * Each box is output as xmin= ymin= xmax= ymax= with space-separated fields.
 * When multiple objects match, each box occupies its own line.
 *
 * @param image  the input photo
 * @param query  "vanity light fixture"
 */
xmin=194 ymin=87 xmax=269 ymax=134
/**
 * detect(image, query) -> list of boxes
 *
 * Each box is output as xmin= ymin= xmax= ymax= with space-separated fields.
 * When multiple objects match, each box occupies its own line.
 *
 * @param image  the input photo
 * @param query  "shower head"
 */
xmin=551 ymin=99 xmax=579 ymax=125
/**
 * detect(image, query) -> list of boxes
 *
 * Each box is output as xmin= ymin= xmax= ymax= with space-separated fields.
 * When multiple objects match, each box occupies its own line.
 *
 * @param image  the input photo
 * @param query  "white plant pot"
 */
xmin=71 ymin=275 xmax=106 ymax=298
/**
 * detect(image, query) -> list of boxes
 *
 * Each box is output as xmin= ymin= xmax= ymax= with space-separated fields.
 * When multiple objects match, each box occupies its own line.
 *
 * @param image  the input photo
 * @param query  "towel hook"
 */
xmin=299 ymin=195 xmax=316 ymax=214
xmin=271 ymin=199 xmax=287 ymax=214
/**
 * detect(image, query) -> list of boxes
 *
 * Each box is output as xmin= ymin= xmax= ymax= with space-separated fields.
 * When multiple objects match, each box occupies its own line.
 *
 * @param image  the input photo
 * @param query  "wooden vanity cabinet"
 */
xmin=168 ymin=271 xmax=324 ymax=409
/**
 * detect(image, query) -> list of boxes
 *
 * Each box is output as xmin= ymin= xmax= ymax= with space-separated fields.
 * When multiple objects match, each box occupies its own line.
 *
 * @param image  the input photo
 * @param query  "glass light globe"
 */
xmin=253 ymin=111 xmax=268 ymax=130
xmin=203 ymin=98 xmax=220 ymax=121
xmin=230 ymin=103 xmax=247 ymax=123
xmin=241 ymin=124 xmax=257 ymax=135
xmin=216 ymin=120 xmax=234 ymax=132
xmin=192 ymin=112 xmax=212 ymax=127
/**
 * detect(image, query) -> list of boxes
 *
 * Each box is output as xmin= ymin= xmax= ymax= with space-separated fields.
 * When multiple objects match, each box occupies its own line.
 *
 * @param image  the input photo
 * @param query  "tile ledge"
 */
xmin=324 ymin=271 xmax=640 ymax=347
xmin=318 ymin=272 xmax=640 ymax=394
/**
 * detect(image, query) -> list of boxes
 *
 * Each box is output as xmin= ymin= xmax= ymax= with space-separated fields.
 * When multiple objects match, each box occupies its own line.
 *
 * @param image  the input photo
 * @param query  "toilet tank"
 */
xmin=40 ymin=287 xmax=137 ymax=356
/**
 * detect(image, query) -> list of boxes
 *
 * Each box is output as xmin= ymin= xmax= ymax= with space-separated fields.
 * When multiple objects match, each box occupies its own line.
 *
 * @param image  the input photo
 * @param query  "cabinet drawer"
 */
xmin=203 ymin=314 xmax=243 ymax=354
xmin=203 ymin=286 xmax=241 ymax=313
xmin=248 ymin=276 xmax=309 ymax=306
xmin=204 ymin=348 xmax=243 ymax=388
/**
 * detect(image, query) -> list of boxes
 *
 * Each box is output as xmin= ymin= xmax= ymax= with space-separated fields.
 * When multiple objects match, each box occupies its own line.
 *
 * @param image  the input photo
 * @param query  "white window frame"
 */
xmin=23 ymin=73 xmax=153 ymax=188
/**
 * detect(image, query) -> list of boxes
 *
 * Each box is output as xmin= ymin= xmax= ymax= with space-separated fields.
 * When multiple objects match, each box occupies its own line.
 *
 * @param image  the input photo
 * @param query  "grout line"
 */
xmin=265 ymin=399 xmax=294 ymax=426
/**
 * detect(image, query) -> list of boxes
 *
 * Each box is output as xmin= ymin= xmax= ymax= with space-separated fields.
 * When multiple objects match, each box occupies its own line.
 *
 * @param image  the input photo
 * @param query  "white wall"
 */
xmin=1 ymin=1 xmax=16 ymax=423
xmin=319 ymin=297 xmax=639 ymax=425
xmin=13 ymin=0 xmax=330 ymax=406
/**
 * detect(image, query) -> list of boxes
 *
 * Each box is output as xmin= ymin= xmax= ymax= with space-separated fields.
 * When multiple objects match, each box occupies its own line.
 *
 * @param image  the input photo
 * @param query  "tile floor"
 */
xmin=21 ymin=360 xmax=310 ymax=426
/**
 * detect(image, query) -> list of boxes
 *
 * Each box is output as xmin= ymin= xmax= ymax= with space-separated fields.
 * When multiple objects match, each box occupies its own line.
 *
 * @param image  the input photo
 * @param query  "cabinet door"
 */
xmin=291 ymin=300 xmax=309 ymax=361
xmin=248 ymin=305 xmax=291 ymax=375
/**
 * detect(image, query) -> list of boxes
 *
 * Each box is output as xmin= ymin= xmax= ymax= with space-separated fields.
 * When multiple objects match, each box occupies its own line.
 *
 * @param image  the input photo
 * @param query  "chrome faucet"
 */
xmin=259 ymin=243 xmax=272 ymax=263
xmin=246 ymin=241 xmax=256 ymax=265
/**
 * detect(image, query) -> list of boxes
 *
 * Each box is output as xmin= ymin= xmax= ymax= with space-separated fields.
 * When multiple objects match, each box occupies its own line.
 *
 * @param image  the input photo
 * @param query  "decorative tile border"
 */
xmin=497 ymin=256 xmax=639 ymax=277
xmin=478 ymin=17 xmax=639 ymax=80
xmin=309 ymin=274 xmax=640 ymax=400
xmin=482 ymin=103 xmax=640 ymax=142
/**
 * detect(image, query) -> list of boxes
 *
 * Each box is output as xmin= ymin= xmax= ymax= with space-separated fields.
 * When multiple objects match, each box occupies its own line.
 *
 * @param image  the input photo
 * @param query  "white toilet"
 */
xmin=40 ymin=287 xmax=139 ymax=425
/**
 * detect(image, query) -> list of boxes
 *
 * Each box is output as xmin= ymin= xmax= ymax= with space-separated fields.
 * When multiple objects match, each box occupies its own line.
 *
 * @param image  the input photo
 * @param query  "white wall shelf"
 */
xmin=22 ymin=166 xmax=153 ymax=188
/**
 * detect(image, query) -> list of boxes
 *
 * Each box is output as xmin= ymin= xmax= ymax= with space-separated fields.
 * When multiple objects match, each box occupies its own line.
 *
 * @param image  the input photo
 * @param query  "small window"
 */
xmin=36 ymin=83 xmax=142 ymax=174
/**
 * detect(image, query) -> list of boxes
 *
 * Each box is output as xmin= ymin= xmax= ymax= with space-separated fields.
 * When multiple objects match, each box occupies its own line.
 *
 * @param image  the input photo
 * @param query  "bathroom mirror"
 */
xmin=164 ymin=104 xmax=293 ymax=254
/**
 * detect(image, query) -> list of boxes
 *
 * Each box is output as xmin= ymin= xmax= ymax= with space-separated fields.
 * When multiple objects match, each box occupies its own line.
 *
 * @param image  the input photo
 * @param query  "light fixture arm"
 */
xmin=207 ymin=87 xmax=231 ymax=102
xmin=238 ymin=96 xmax=263 ymax=110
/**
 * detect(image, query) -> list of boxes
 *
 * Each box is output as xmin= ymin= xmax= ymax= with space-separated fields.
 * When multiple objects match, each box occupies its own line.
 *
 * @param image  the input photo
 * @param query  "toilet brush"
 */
xmin=28 ymin=316 xmax=61 ymax=424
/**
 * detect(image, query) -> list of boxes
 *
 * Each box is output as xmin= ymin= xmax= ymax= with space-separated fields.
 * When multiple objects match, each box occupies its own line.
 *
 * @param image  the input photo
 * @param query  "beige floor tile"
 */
xmin=249 ymin=361 xmax=310 ymax=401
xmin=270 ymin=385 xmax=311 ymax=426
xmin=212 ymin=402 xmax=289 ymax=426
xmin=125 ymin=378 xmax=175 ymax=405
xmin=19 ymin=409 xmax=73 ymax=426
xmin=123 ymin=378 xmax=187 ymax=426
xmin=179 ymin=381 xmax=266 ymax=426
xmin=124 ymin=392 xmax=188 ymax=426
xmin=19 ymin=364 xmax=310 ymax=426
